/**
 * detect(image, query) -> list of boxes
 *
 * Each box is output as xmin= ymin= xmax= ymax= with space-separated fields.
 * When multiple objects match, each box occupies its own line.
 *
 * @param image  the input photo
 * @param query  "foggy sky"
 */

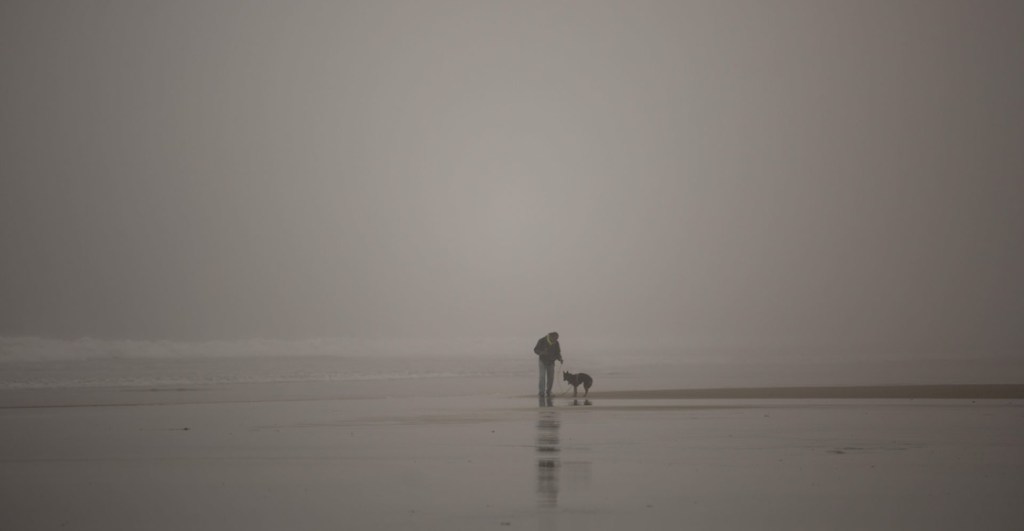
xmin=2 ymin=1 xmax=1022 ymax=352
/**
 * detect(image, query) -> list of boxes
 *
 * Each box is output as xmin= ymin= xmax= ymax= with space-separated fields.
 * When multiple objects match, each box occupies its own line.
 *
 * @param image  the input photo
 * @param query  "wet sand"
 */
xmin=1 ymin=381 xmax=1022 ymax=530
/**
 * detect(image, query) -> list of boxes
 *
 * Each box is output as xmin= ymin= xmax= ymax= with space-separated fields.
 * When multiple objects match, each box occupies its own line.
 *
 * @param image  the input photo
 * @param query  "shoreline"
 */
xmin=587 ymin=383 xmax=1024 ymax=400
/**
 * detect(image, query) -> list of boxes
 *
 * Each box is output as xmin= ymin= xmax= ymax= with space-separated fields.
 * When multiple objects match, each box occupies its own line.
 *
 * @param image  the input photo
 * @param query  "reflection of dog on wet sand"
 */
xmin=562 ymin=371 xmax=593 ymax=397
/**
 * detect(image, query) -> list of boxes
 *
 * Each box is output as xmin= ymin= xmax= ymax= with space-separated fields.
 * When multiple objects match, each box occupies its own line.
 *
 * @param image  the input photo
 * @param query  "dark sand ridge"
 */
xmin=587 ymin=384 xmax=1024 ymax=400
xmin=4 ymin=384 xmax=1023 ymax=410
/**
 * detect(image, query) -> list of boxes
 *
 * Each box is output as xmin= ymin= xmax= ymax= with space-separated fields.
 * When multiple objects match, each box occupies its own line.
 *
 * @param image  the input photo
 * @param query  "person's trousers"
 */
xmin=538 ymin=360 xmax=555 ymax=396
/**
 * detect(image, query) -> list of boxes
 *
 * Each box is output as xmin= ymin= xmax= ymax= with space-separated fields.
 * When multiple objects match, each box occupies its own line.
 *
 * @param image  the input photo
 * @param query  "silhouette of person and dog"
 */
xmin=533 ymin=331 xmax=593 ymax=406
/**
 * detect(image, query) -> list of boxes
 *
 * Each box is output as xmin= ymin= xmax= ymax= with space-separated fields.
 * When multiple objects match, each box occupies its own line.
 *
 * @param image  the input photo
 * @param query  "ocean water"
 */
xmin=1 ymin=336 xmax=1020 ymax=391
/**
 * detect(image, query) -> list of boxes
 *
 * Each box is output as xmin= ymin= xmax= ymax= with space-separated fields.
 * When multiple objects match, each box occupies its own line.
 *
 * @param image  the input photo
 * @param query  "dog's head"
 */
xmin=562 ymin=371 xmax=573 ymax=381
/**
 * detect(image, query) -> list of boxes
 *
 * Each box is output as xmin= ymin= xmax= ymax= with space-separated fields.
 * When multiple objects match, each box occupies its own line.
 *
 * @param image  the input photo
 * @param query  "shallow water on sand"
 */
xmin=2 ymin=344 xmax=1022 ymax=530
xmin=1 ymin=381 xmax=1022 ymax=530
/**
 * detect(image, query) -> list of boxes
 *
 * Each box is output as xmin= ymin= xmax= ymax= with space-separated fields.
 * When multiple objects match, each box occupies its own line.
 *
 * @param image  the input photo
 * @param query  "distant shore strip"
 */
xmin=588 ymin=384 xmax=1024 ymax=400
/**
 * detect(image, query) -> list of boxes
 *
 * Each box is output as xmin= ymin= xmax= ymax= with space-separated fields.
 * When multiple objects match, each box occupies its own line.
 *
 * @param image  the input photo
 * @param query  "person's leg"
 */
xmin=538 ymin=359 xmax=546 ymax=396
xmin=544 ymin=363 xmax=555 ymax=396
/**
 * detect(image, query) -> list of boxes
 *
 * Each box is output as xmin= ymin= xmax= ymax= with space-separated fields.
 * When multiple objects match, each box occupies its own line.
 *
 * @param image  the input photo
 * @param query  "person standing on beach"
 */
xmin=534 ymin=332 xmax=563 ymax=397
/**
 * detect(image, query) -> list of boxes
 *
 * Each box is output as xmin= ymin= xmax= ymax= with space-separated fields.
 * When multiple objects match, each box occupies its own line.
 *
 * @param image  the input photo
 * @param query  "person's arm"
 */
xmin=534 ymin=338 xmax=545 ymax=355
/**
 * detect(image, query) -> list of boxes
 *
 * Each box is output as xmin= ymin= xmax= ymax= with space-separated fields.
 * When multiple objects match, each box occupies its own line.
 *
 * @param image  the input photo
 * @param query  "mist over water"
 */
xmin=2 ymin=336 xmax=1020 ymax=391
xmin=1 ymin=2 xmax=1022 ymax=366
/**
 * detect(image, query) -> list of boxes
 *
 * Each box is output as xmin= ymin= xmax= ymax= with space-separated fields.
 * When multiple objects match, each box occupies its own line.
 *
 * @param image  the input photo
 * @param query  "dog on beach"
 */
xmin=562 ymin=371 xmax=593 ymax=397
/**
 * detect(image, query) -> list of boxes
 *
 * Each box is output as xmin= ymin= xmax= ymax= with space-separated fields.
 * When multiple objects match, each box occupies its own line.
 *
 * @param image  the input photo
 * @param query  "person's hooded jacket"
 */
xmin=533 ymin=333 xmax=563 ymax=366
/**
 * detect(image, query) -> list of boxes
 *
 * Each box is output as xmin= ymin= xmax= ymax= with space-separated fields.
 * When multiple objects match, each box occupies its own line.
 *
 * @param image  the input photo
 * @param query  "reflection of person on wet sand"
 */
xmin=535 ymin=408 xmax=560 ymax=509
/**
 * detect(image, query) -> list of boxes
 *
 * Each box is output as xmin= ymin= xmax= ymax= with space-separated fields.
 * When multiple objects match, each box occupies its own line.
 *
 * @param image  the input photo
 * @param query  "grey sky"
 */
xmin=2 ymin=1 xmax=1022 ymax=352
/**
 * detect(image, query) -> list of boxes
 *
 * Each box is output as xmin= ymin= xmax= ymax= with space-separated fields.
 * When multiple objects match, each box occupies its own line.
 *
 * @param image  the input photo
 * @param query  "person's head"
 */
xmin=548 ymin=332 xmax=559 ymax=341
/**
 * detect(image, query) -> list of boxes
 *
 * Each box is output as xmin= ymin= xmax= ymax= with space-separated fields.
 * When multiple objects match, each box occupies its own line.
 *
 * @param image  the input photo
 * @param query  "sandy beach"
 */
xmin=2 ymin=376 xmax=1022 ymax=531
